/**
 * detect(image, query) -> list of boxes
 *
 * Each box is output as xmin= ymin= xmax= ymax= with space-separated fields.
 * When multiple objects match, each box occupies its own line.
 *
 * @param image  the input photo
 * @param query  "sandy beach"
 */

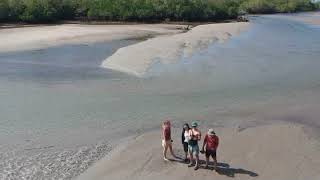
xmin=294 ymin=12 xmax=320 ymax=25
xmin=0 ymin=24 xmax=186 ymax=53
xmin=296 ymin=17 xmax=320 ymax=25
xmin=102 ymin=22 xmax=249 ymax=77
xmin=78 ymin=123 xmax=320 ymax=180
xmin=0 ymin=22 xmax=248 ymax=77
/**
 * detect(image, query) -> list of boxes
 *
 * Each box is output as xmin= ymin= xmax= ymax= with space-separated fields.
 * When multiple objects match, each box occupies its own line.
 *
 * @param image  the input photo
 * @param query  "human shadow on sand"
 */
xmin=199 ymin=160 xmax=258 ymax=178
xmin=171 ymin=158 xmax=258 ymax=178
xmin=215 ymin=165 xmax=258 ymax=178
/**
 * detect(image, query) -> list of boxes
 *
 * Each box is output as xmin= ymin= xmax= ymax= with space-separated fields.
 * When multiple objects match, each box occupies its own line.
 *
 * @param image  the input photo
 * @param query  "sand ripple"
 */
xmin=0 ymin=142 xmax=111 ymax=180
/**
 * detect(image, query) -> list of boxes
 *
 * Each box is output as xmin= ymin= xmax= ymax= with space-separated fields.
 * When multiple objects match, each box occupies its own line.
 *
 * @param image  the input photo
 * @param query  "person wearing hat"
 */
xmin=188 ymin=121 xmax=201 ymax=170
xmin=201 ymin=128 xmax=219 ymax=171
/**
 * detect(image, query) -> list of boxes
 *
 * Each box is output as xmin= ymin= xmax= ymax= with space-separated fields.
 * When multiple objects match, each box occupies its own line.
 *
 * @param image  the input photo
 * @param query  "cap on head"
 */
xmin=208 ymin=128 xmax=215 ymax=136
xmin=191 ymin=121 xmax=198 ymax=127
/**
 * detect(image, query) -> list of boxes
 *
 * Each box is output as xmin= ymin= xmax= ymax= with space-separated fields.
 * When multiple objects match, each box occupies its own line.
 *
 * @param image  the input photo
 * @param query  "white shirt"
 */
xmin=184 ymin=131 xmax=190 ymax=143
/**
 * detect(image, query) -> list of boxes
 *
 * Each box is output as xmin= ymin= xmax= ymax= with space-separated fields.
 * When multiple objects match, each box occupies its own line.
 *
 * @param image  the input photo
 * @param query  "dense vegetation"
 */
xmin=240 ymin=0 xmax=317 ymax=14
xmin=316 ymin=1 xmax=320 ymax=9
xmin=0 ymin=0 xmax=318 ymax=23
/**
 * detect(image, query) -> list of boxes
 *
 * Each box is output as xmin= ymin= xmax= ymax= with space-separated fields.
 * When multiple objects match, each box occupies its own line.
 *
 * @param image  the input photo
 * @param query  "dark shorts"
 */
xmin=183 ymin=142 xmax=188 ymax=153
xmin=188 ymin=144 xmax=199 ymax=156
xmin=205 ymin=149 xmax=217 ymax=158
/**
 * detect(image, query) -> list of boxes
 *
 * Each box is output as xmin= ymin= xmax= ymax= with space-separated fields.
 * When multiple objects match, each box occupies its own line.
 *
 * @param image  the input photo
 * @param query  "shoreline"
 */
xmin=0 ymin=19 xmax=240 ymax=30
xmin=0 ymin=21 xmax=249 ymax=78
xmin=102 ymin=22 xmax=249 ymax=77
xmin=262 ymin=11 xmax=320 ymax=25
xmin=0 ymin=20 xmax=246 ymax=53
xmin=0 ymin=23 xmax=189 ymax=53
xmin=77 ymin=122 xmax=320 ymax=180
xmin=0 ymin=14 xmax=244 ymax=28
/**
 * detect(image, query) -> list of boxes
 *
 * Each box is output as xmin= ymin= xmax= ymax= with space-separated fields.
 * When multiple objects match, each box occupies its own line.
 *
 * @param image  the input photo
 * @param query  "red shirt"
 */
xmin=163 ymin=126 xmax=171 ymax=141
xmin=204 ymin=134 xmax=219 ymax=150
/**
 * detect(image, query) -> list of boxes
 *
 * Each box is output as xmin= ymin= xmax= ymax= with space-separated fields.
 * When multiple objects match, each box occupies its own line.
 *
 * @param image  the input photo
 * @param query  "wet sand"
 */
xmin=296 ymin=17 xmax=320 ymax=25
xmin=102 ymin=22 xmax=249 ymax=76
xmin=0 ymin=24 xmax=186 ymax=53
xmin=269 ymin=12 xmax=320 ymax=25
xmin=78 ymin=123 xmax=320 ymax=180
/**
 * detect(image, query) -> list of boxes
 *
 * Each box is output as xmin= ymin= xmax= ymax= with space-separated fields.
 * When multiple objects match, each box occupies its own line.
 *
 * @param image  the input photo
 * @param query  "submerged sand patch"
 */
xmin=101 ymin=22 xmax=249 ymax=77
xmin=78 ymin=123 xmax=320 ymax=180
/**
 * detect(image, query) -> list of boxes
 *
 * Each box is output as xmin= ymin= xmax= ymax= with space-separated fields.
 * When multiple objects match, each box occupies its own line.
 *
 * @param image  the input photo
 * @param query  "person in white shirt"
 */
xmin=181 ymin=123 xmax=191 ymax=162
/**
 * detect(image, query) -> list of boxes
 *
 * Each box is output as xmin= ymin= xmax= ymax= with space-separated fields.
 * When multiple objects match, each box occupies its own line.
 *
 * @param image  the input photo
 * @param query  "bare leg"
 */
xmin=184 ymin=152 xmax=188 ymax=161
xmin=188 ymin=152 xmax=194 ymax=167
xmin=163 ymin=145 xmax=169 ymax=161
xmin=168 ymin=144 xmax=176 ymax=158
xmin=194 ymin=154 xmax=200 ymax=170
xmin=213 ymin=157 xmax=217 ymax=171
xmin=205 ymin=156 xmax=209 ymax=168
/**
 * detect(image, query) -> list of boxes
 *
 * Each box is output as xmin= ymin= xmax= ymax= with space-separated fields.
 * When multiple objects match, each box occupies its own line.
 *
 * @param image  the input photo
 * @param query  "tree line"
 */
xmin=240 ymin=0 xmax=318 ymax=14
xmin=0 ymin=0 xmax=318 ymax=23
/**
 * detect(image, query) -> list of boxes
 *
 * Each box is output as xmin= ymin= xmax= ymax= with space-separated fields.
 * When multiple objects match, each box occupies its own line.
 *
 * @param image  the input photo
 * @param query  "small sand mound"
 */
xmin=78 ymin=123 xmax=320 ymax=180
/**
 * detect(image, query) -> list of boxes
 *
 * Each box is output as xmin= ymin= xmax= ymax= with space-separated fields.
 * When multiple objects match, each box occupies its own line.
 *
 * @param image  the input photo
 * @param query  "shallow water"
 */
xmin=1 ymin=13 xmax=320 ymax=179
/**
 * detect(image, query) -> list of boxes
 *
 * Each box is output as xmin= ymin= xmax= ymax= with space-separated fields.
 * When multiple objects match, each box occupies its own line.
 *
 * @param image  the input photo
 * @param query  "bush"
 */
xmin=0 ymin=0 xmax=317 ymax=23
xmin=82 ymin=0 xmax=214 ymax=21
xmin=7 ymin=0 xmax=25 ymax=21
xmin=240 ymin=0 xmax=317 ymax=13
xmin=20 ymin=0 xmax=64 ymax=22
xmin=208 ymin=0 xmax=241 ymax=20
xmin=0 ymin=0 xmax=9 ymax=21
xmin=60 ymin=0 xmax=78 ymax=19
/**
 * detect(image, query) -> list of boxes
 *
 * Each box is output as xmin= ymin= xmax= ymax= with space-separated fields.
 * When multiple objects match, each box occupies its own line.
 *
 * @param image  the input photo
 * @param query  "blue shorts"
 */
xmin=188 ymin=144 xmax=199 ymax=156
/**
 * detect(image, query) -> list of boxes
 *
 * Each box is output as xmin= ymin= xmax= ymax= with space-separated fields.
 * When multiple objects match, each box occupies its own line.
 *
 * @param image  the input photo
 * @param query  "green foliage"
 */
xmin=0 ymin=0 xmax=317 ymax=23
xmin=240 ymin=0 xmax=316 ymax=14
xmin=82 ymin=0 xmax=228 ymax=21
xmin=20 ymin=0 xmax=67 ymax=22
xmin=60 ymin=0 xmax=78 ymax=19
xmin=240 ymin=0 xmax=275 ymax=13
xmin=7 ymin=0 xmax=26 ymax=21
xmin=0 ymin=0 xmax=9 ymax=21
xmin=208 ymin=0 xmax=242 ymax=20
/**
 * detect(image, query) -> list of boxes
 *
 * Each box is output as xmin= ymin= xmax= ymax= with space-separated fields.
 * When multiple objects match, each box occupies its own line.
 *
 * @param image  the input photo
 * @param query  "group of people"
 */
xmin=161 ymin=120 xmax=219 ymax=171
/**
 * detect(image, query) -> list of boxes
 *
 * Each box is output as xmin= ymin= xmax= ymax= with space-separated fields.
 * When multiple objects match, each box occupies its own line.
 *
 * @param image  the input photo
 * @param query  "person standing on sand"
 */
xmin=188 ymin=121 xmax=201 ymax=170
xmin=201 ymin=128 xmax=219 ymax=171
xmin=162 ymin=120 xmax=176 ymax=161
xmin=181 ymin=123 xmax=191 ymax=162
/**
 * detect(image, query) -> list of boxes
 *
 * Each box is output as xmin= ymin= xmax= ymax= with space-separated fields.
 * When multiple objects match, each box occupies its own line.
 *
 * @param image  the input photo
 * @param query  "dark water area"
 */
xmin=0 ymin=40 xmax=136 ymax=83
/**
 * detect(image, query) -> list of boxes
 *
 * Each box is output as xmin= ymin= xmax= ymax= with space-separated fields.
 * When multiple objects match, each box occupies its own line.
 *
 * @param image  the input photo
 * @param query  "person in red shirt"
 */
xmin=201 ymin=128 xmax=219 ymax=171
